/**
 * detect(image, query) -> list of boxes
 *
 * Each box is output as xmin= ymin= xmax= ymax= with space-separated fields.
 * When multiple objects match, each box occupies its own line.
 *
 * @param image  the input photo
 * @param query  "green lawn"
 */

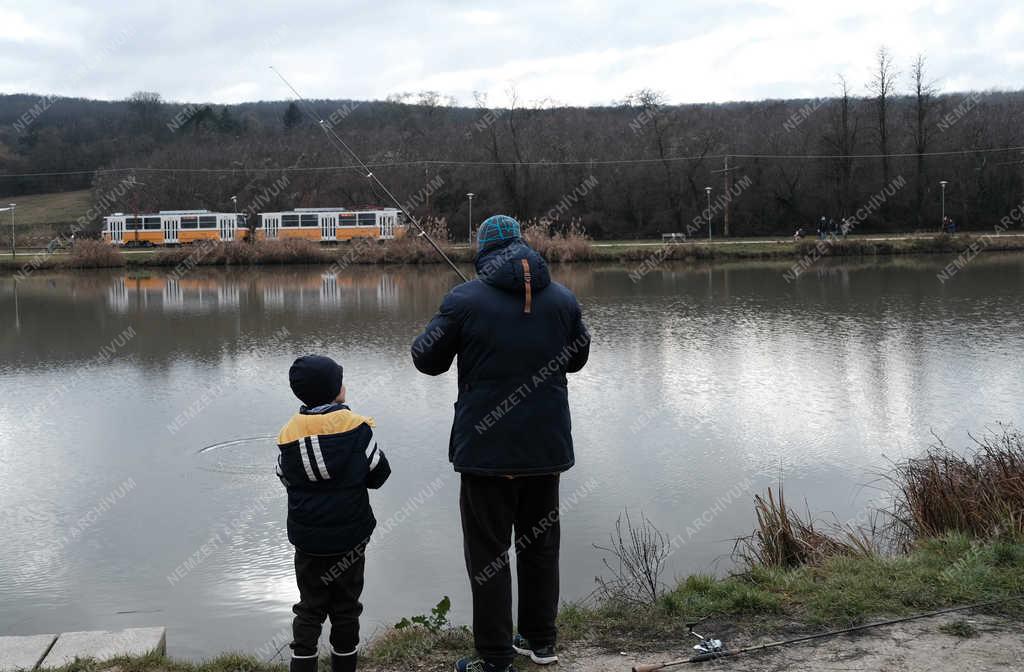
xmin=4 ymin=189 xmax=93 ymax=227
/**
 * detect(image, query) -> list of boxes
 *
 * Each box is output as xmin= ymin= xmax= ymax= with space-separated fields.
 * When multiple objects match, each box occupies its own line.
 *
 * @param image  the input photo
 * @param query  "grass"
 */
xmin=4 ymin=190 xmax=93 ymax=227
xmin=939 ymin=619 xmax=980 ymax=638
xmin=558 ymin=532 xmax=1024 ymax=651
xmin=40 ymin=652 xmax=284 ymax=672
xmin=4 ymin=229 xmax=1024 ymax=274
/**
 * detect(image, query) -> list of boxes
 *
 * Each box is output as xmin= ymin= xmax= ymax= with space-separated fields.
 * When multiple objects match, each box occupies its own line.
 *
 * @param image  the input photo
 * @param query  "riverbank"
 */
xmin=32 ymin=533 xmax=1022 ymax=672
xmin=3 ymin=232 xmax=1024 ymax=274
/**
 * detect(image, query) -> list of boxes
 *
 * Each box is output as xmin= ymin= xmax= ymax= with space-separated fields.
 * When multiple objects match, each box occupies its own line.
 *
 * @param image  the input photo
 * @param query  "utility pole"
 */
xmin=466 ymin=192 xmax=475 ymax=245
xmin=705 ymin=187 xmax=713 ymax=241
xmin=8 ymin=203 xmax=15 ymax=259
xmin=711 ymin=154 xmax=741 ymax=237
xmin=940 ymin=180 xmax=948 ymax=232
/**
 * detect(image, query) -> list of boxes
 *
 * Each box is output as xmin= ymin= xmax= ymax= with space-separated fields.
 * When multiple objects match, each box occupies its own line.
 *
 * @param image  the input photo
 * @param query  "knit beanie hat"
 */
xmin=477 ymin=215 xmax=522 ymax=250
xmin=289 ymin=355 xmax=344 ymax=407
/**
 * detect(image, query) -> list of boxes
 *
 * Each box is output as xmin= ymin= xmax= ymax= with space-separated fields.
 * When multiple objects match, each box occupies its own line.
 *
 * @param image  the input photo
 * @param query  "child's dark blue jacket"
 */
xmin=276 ymin=403 xmax=391 ymax=555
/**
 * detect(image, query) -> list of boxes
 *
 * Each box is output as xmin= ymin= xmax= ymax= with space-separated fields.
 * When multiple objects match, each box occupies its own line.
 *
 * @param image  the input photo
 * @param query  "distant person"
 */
xmin=276 ymin=355 xmax=392 ymax=672
xmin=818 ymin=216 xmax=828 ymax=239
xmin=411 ymin=215 xmax=591 ymax=672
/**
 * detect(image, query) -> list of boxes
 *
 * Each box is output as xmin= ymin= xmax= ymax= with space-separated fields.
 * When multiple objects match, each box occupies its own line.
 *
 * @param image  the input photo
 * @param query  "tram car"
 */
xmin=103 ymin=210 xmax=250 ymax=246
xmin=257 ymin=207 xmax=402 ymax=242
xmin=103 ymin=207 xmax=403 ymax=246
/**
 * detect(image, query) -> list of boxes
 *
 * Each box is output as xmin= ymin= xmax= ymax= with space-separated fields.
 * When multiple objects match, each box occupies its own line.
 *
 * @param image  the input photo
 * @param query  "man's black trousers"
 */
xmin=291 ymin=546 xmax=366 ymax=657
xmin=460 ymin=473 xmax=561 ymax=667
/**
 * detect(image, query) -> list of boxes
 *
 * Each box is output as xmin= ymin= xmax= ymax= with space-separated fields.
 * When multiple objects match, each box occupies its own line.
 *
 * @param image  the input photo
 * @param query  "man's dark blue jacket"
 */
xmin=411 ymin=240 xmax=590 ymax=476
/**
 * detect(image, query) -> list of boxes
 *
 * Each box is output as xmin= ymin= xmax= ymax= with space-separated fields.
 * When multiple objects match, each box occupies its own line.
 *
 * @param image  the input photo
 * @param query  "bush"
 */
xmin=887 ymin=426 xmax=1024 ymax=544
xmin=522 ymin=219 xmax=594 ymax=262
xmin=63 ymin=240 xmax=126 ymax=268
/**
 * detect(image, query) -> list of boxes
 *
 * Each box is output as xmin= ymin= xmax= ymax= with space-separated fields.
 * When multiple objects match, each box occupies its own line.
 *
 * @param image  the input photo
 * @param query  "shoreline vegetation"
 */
xmin=34 ymin=427 xmax=1024 ymax=671
xmin=3 ymin=220 xmax=1024 ymax=274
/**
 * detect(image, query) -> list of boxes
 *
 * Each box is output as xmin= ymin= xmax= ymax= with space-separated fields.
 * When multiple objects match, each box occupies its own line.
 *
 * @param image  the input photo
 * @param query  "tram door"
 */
xmin=321 ymin=214 xmax=337 ymax=241
xmin=164 ymin=217 xmax=180 ymax=244
xmin=219 ymin=215 xmax=237 ymax=241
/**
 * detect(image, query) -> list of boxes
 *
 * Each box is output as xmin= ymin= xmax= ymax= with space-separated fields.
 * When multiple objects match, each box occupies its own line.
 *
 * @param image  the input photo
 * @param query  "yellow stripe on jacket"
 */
xmin=278 ymin=409 xmax=376 ymax=445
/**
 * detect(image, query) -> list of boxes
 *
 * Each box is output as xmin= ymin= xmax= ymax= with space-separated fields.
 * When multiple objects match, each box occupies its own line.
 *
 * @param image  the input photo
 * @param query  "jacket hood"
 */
xmin=475 ymin=239 xmax=551 ymax=293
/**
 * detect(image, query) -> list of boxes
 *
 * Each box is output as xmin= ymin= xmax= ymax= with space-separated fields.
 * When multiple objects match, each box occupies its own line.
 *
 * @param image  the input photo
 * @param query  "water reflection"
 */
xmin=1 ymin=255 xmax=1022 ymax=658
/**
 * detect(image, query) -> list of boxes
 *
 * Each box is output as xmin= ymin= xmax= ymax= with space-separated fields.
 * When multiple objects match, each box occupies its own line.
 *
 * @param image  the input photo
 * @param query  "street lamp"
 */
xmin=466 ymin=193 xmax=475 ymax=245
xmin=939 ymin=180 xmax=948 ymax=232
xmin=704 ymin=187 xmax=713 ymax=241
xmin=8 ymin=203 xmax=15 ymax=259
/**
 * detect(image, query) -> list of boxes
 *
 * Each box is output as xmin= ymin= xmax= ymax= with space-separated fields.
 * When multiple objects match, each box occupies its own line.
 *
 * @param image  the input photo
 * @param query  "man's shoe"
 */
xmin=331 ymin=650 xmax=357 ymax=672
xmin=453 ymin=657 xmax=515 ymax=672
xmin=512 ymin=635 xmax=558 ymax=665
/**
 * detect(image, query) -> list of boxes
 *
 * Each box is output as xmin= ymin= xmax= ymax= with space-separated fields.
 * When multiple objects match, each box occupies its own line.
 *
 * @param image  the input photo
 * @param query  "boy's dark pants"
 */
xmin=291 ymin=546 xmax=366 ymax=657
xmin=460 ymin=474 xmax=560 ymax=668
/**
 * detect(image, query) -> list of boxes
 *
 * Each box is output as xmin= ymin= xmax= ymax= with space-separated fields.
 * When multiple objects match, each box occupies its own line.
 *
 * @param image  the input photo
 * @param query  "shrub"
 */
xmin=522 ymin=219 xmax=594 ymax=262
xmin=887 ymin=426 xmax=1024 ymax=544
xmin=63 ymin=240 xmax=126 ymax=268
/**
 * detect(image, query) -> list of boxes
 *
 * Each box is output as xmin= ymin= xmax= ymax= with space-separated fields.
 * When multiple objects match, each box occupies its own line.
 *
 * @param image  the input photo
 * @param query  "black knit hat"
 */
xmin=289 ymin=355 xmax=344 ymax=407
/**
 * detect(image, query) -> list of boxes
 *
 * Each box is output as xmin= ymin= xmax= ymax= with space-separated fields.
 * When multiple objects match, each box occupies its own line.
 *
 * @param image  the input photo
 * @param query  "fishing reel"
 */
xmin=687 ymin=618 xmax=724 ymax=656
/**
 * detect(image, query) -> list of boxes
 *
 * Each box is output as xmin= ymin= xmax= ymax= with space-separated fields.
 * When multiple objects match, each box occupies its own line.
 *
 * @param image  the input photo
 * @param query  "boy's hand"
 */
xmin=366 ymin=442 xmax=391 ymax=489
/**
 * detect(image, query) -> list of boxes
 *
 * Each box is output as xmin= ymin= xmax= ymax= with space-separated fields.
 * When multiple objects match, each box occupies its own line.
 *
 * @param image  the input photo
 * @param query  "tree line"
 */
xmin=0 ymin=49 xmax=1022 ymax=239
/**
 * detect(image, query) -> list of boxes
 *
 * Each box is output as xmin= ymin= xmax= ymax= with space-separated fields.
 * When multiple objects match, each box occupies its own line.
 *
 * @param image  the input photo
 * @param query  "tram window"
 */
xmin=339 ymin=214 xmax=357 ymax=227
xmin=357 ymin=213 xmax=376 ymax=226
xmin=300 ymin=214 xmax=318 ymax=227
xmin=282 ymin=214 xmax=300 ymax=227
xmin=125 ymin=218 xmax=141 ymax=231
xmin=181 ymin=217 xmax=199 ymax=229
xmin=144 ymin=217 xmax=162 ymax=230
xmin=199 ymin=216 xmax=217 ymax=228
xmin=236 ymin=215 xmax=247 ymax=227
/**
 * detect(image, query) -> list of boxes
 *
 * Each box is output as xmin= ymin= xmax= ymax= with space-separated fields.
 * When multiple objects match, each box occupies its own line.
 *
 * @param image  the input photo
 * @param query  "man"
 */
xmin=411 ymin=215 xmax=590 ymax=672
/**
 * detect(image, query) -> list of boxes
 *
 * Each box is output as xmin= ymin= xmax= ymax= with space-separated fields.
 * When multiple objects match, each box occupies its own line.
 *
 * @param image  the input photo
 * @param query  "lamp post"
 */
xmin=466 ymin=193 xmax=475 ymax=245
xmin=704 ymin=187 xmax=713 ymax=241
xmin=8 ymin=203 xmax=15 ymax=259
xmin=939 ymin=180 xmax=948 ymax=232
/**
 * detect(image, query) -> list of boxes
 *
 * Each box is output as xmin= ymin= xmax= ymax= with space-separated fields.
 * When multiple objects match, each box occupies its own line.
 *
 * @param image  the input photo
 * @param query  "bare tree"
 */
xmin=910 ymin=54 xmax=938 ymax=227
xmin=868 ymin=47 xmax=899 ymax=216
xmin=824 ymin=75 xmax=860 ymax=221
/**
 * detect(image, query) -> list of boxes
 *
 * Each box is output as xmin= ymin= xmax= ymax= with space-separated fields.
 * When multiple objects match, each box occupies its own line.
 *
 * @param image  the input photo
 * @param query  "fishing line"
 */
xmin=196 ymin=434 xmax=277 ymax=454
xmin=269 ymin=66 xmax=469 ymax=283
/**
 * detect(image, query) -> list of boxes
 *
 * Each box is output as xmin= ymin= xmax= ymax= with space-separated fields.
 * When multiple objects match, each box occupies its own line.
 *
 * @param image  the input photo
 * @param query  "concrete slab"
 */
xmin=0 ymin=634 xmax=58 ymax=672
xmin=40 ymin=628 xmax=166 ymax=668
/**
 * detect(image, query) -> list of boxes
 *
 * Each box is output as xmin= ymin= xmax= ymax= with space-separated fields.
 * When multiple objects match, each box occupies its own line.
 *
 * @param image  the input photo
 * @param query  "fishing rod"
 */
xmin=269 ymin=66 xmax=469 ymax=283
xmin=631 ymin=594 xmax=1024 ymax=671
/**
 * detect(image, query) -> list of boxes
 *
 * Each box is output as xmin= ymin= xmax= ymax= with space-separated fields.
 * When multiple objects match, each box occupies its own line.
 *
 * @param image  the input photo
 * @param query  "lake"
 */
xmin=2 ymin=254 xmax=1023 ymax=659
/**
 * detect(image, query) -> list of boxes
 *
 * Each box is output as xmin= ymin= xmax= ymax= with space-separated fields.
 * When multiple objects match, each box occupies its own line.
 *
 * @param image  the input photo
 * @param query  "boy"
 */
xmin=277 ymin=355 xmax=391 ymax=672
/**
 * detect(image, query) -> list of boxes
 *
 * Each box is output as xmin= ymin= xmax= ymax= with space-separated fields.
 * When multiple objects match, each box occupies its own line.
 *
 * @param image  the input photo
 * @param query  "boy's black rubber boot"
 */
xmin=289 ymin=655 xmax=318 ymax=672
xmin=331 ymin=651 xmax=357 ymax=672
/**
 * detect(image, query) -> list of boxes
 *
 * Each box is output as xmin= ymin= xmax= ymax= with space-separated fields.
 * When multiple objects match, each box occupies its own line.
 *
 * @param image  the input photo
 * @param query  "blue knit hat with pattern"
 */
xmin=477 ymin=215 xmax=522 ymax=250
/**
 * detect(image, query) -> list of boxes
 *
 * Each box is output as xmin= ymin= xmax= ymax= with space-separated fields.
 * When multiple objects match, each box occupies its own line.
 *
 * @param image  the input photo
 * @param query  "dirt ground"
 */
xmin=551 ymin=614 xmax=1023 ymax=672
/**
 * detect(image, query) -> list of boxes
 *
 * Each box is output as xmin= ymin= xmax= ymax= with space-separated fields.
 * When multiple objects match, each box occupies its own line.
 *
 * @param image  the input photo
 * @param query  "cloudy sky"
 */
xmin=1 ymin=0 xmax=1021 ymax=106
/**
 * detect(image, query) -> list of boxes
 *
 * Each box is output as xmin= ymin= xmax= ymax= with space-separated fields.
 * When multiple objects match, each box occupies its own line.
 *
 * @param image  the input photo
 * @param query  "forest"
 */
xmin=1 ymin=50 xmax=1022 ymax=240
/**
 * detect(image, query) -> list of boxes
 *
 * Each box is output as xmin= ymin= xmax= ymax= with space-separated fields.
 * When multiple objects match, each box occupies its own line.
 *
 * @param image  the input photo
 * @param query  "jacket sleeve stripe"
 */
xmin=299 ymin=438 xmax=318 ymax=481
xmin=368 ymin=445 xmax=382 ymax=471
xmin=310 ymin=435 xmax=331 ymax=480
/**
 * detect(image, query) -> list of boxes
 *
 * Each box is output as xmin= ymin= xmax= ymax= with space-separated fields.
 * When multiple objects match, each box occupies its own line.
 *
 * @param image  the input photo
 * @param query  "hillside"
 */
xmin=1 ymin=80 xmax=1023 ymax=240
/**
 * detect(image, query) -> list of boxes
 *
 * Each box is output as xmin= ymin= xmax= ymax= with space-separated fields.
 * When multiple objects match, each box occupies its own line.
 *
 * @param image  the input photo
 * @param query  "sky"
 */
xmin=0 ymin=0 xmax=1021 ymax=107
